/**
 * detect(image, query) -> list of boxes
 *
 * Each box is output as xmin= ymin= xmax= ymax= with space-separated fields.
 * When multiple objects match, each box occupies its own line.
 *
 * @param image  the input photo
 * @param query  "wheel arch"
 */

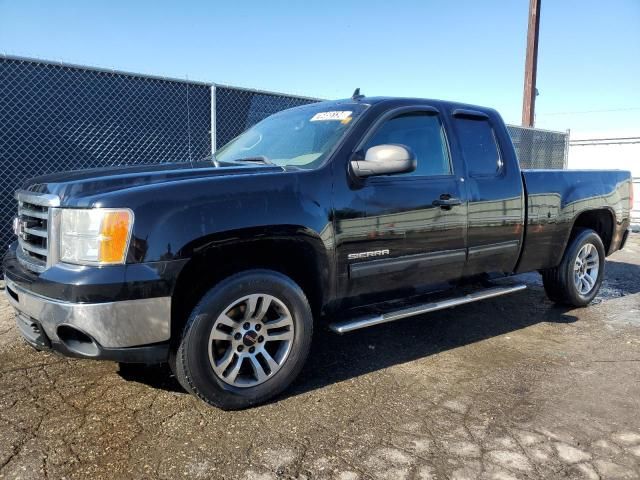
xmin=170 ymin=225 xmax=332 ymax=342
xmin=568 ymin=208 xmax=615 ymax=255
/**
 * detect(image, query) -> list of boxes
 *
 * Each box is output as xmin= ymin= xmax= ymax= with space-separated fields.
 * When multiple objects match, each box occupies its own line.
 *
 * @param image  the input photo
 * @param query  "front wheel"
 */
xmin=172 ymin=269 xmax=313 ymax=410
xmin=542 ymin=228 xmax=606 ymax=307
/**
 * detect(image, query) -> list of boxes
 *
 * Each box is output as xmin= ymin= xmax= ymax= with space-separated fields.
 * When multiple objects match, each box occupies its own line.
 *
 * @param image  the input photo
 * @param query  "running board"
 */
xmin=329 ymin=284 xmax=527 ymax=334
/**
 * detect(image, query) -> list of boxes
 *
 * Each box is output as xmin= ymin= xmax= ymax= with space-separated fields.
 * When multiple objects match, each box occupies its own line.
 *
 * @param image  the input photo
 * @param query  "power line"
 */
xmin=538 ymin=107 xmax=640 ymax=116
xmin=570 ymin=141 xmax=640 ymax=146
xmin=571 ymin=137 xmax=640 ymax=142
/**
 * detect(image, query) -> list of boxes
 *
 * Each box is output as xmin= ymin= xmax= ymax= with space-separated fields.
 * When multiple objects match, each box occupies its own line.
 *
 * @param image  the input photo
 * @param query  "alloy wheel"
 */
xmin=207 ymin=294 xmax=294 ymax=387
xmin=573 ymin=243 xmax=600 ymax=295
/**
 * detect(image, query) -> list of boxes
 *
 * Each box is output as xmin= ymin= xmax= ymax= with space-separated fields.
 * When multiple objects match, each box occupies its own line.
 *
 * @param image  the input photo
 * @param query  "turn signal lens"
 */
xmin=60 ymin=208 xmax=134 ymax=265
xmin=99 ymin=211 xmax=133 ymax=263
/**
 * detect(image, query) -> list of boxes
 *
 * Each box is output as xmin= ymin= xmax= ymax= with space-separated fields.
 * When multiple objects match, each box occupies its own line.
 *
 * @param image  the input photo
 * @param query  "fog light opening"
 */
xmin=56 ymin=325 xmax=100 ymax=357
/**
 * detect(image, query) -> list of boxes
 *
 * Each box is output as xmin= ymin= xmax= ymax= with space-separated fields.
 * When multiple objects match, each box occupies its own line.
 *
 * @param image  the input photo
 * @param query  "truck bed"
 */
xmin=517 ymin=169 xmax=633 ymax=273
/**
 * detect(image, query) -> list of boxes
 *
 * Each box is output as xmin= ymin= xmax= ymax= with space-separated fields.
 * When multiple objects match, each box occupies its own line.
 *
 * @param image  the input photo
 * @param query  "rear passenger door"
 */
xmin=449 ymin=109 xmax=525 ymax=277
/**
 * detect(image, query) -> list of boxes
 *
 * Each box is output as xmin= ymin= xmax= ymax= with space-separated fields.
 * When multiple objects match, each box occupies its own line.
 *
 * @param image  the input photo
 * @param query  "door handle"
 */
xmin=432 ymin=195 xmax=462 ymax=208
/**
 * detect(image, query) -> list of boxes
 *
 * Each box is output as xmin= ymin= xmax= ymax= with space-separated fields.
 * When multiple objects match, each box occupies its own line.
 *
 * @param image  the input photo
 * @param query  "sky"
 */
xmin=1 ymin=0 xmax=639 ymax=134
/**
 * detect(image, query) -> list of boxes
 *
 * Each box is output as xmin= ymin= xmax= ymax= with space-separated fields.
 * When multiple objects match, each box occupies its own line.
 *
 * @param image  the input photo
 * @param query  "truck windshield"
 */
xmin=214 ymin=103 xmax=367 ymax=169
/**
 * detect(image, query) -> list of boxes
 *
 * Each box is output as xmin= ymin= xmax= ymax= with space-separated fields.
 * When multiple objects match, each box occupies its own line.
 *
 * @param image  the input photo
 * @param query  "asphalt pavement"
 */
xmin=1 ymin=235 xmax=639 ymax=479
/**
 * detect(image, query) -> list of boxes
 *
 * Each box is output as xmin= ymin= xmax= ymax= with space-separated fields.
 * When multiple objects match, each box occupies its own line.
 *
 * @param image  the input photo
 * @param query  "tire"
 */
xmin=172 ymin=269 xmax=313 ymax=410
xmin=542 ymin=228 xmax=606 ymax=307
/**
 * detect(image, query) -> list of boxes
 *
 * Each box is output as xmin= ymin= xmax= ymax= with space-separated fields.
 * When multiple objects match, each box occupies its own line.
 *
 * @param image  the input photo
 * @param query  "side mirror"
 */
xmin=350 ymin=144 xmax=416 ymax=178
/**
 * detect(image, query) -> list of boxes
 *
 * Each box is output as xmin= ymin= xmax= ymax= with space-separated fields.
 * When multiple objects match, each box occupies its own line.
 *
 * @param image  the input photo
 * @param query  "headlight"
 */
xmin=60 ymin=208 xmax=134 ymax=265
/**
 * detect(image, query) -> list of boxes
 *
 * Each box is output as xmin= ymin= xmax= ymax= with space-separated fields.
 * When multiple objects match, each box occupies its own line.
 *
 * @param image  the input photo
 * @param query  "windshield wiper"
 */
xmin=226 ymin=155 xmax=275 ymax=166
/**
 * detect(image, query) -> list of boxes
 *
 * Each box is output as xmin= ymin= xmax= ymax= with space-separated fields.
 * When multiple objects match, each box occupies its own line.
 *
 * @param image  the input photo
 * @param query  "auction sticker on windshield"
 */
xmin=310 ymin=111 xmax=352 ymax=122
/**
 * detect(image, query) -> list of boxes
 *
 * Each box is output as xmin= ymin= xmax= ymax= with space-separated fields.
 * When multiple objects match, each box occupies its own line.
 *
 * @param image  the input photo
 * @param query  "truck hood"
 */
xmin=22 ymin=161 xmax=283 ymax=203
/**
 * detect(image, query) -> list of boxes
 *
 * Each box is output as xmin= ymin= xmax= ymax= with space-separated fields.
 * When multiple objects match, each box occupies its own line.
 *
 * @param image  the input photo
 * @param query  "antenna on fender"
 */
xmin=352 ymin=88 xmax=364 ymax=100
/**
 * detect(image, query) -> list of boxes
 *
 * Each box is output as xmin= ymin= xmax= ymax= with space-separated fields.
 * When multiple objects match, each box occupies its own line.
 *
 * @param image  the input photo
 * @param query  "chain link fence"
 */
xmin=506 ymin=125 xmax=568 ymax=169
xmin=0 ymin=54 xmax=569 ymax=256
xmin=214 ymin=86 xmax=318 ymax=149
xmin=0 ymin=56 xmax=215 ymax=256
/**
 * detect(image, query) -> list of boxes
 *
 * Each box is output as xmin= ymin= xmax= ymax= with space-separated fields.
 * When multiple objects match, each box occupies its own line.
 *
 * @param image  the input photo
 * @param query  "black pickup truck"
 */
xmin=4 ymin=95 xmax=633 ymax=409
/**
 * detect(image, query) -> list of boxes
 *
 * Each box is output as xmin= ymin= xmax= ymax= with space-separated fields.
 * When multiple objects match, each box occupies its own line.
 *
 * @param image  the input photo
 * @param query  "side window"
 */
xmin=364 ymin=112 xmax=452 ymax=177
xmin=455 ymin=117 xmax=502 ymax=176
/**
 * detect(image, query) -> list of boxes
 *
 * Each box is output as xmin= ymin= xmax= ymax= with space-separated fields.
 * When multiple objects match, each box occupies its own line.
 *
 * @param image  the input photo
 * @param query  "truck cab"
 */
xmin=332 ymin=99 xmax=525 ymax=306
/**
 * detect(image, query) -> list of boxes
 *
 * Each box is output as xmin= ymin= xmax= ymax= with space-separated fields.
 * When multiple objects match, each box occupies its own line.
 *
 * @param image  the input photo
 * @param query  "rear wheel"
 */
xmin=542 ymin=228 xmax=605 ymax=307
xmin=172 ymin=269 xmax=313 ymax=410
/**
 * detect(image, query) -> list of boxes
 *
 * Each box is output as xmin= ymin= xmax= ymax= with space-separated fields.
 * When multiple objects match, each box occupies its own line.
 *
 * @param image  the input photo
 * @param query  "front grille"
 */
xmin=15 ymin=190 xmax=60 ymax=273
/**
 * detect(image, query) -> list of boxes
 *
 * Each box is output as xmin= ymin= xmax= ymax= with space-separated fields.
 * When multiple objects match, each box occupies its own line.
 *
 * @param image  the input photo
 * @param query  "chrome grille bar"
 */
xmin=18 ymin=237 xmax=48 ymax=257
xmin=15 ymin=190 xmax=61 ymax=207
xmin=23 ymin=226 xmax=47 ymax=238
xmin=17 ymin=207 xmax=48 ymax=220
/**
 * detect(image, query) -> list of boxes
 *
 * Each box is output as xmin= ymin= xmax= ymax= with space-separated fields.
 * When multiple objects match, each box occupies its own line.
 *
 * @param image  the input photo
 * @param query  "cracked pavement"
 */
xmin=1 ymin=235 xmax=640 ymax=480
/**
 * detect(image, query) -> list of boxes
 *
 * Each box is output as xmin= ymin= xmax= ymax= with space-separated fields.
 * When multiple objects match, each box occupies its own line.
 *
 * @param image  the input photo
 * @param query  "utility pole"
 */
xmin=522 ymin=0 xmax=541 ymax=127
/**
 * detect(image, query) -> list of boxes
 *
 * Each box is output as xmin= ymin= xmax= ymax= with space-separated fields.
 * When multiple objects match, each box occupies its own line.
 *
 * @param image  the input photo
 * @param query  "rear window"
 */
xmin=455 ymin=118 xmax=502 ymax=176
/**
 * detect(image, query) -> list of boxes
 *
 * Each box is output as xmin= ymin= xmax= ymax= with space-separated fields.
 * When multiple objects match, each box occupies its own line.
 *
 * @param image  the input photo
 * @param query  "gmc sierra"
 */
xmin=4 ymin=95 xmax=633 ymax=409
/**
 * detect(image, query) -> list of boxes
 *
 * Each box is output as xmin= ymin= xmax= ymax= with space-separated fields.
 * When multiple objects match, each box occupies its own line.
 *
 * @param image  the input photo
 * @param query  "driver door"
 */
xmin=335 ymin=106 xmax=468 ymax=304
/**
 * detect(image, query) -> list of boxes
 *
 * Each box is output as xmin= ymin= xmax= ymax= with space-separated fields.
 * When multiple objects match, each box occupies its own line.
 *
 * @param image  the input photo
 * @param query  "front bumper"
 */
xmin=5 ymin=277 xmax=171 ymax=363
